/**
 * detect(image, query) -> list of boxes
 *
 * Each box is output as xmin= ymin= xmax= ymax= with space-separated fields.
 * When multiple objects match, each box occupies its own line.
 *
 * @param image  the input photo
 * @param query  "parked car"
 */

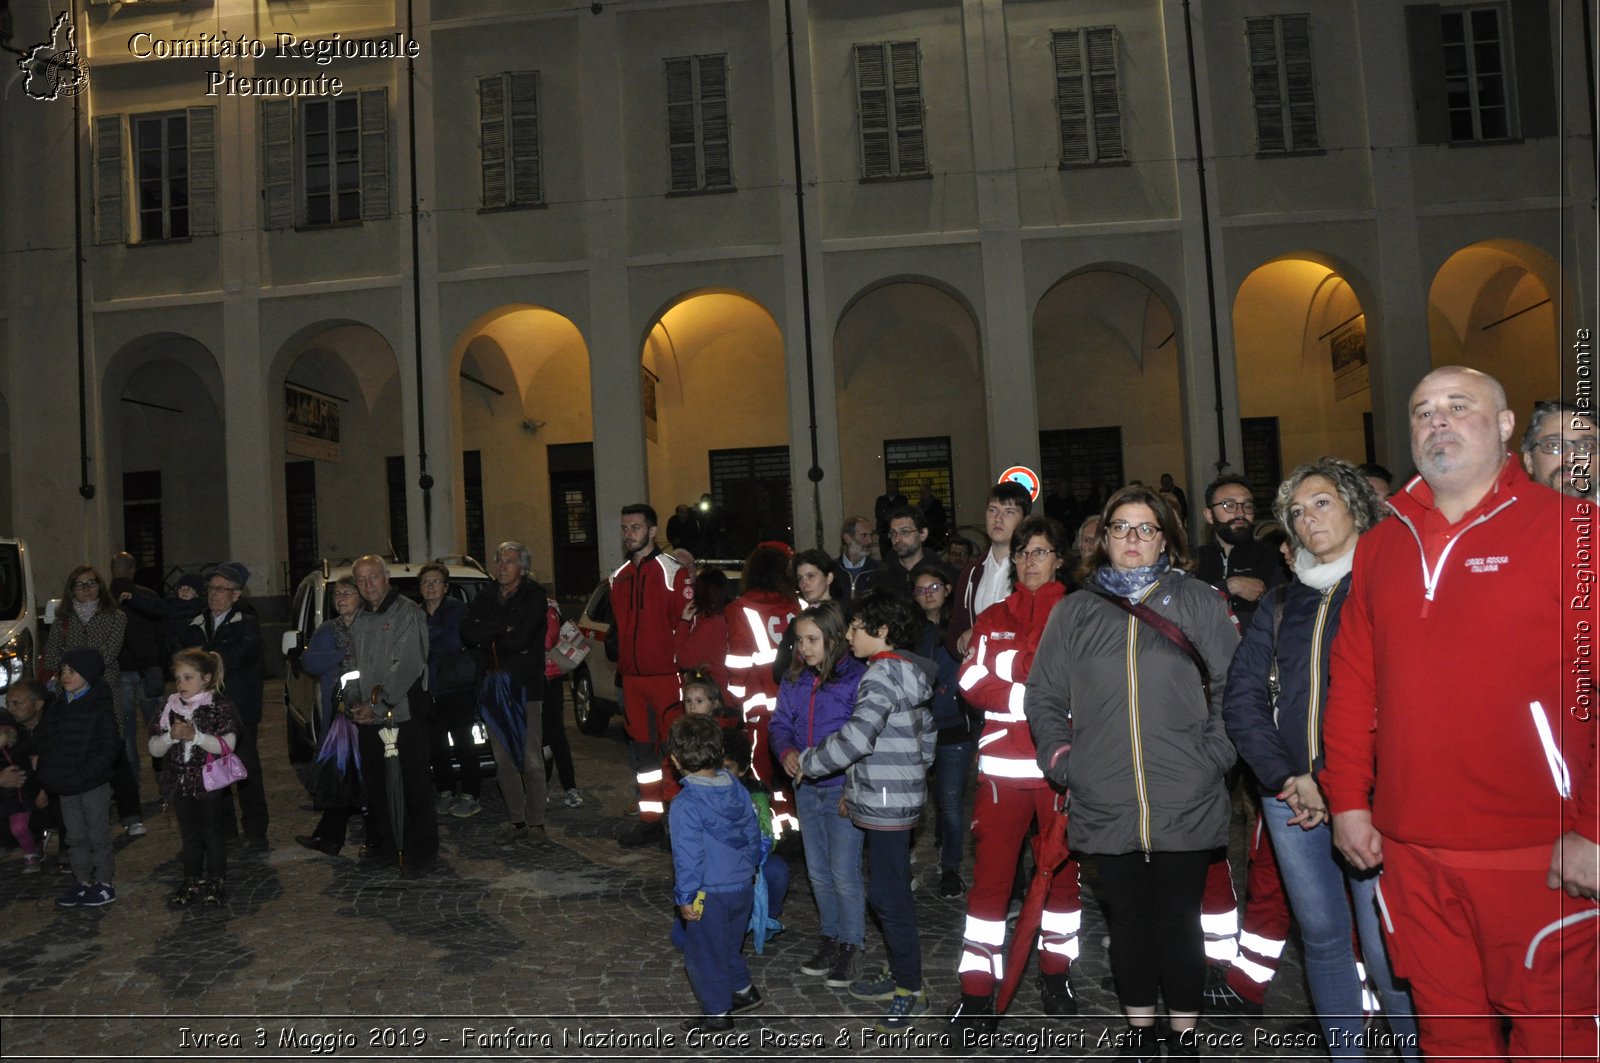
xmin=279 ymin=558 xmax=495 ymax=763
xmin=0 ymin=539 xmax=37 ymax=695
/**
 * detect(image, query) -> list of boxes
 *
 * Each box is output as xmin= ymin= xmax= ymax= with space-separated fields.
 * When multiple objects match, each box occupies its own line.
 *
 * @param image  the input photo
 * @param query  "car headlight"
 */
xmin=0 ymin=644 xmax=20 ymax=694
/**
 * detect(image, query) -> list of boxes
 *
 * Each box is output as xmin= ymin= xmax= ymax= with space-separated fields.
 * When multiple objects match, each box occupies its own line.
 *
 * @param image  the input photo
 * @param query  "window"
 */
xmin=462 ymin=450 xmax=486 ymax=564
xmin=1051 ymin=27 xmax=1124 ymax=166
xmin=122 ymin=470 xmax=163 ymax=581
xmin=261 ymin=89 xmax=390 ymax=229
xmin=386 ymin=455 xmax=409 ymax=563
xmin=1245 ymin=15 xmax=1319 ymax=153
xmin=884 ymin=436 xmax=953 ymax=531
xmin=853 ymin=41 xmax=927 ymax=179
xmin=665 ymin=54 xmax=732 ymax=193
xmin=1240 ymin=417 xmax=1283 ymax=508
xmin=92 ymin=108 xmax=216 ymax=245
xmin=1039 ymin=427 xmax=1123 ymax=506
xmin=709 ymin=447 xmax=792 ymax=557
xmin=1405 ymin=1 xmax=1556 ymax=144
xmin=478 ymin=71 xmax=542 ymax=209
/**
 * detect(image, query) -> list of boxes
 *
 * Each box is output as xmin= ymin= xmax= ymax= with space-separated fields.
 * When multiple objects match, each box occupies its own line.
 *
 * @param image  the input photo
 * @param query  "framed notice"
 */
xmin=1330 ymin=318 xmax=1369 ymax=400
xmin=285 ymin=382 xmax=341 ymax=462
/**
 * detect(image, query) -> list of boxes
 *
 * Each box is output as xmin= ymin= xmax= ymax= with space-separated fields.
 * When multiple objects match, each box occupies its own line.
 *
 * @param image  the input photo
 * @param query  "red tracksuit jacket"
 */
xmin=957 ymin=579 xmax=1068 ymax=788
xmin=610 ymin=550 xmax=691 ymax=678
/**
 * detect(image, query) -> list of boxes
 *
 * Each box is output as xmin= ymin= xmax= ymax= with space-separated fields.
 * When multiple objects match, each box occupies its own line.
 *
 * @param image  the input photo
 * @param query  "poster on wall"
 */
xmin=1330 ymin=318 xmax=1370 ymax=400
xmin=286 ymin=382 xmax=341 ymax=462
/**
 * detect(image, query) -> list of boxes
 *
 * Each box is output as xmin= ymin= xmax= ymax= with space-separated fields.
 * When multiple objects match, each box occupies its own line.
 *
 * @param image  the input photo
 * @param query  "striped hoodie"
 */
xmin=797 ymin=651 xmax=936 ymax=829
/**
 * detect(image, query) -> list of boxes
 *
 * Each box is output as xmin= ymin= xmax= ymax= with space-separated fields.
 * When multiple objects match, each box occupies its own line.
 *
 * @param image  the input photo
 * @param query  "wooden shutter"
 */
xmin=666 ymin=57 xmax=699 ymax=191
xmin=698 ymin=56 xmax=731 ymax=189
xmin=478 ymin=74 xmax=507 ymax=208
xmin=1404 ymin=5 xmax=1450 ymax=144
xmin=1510 ymin=0 xmax=1557 ymax=138
xmin=889 ymin=42 xmax=926 ymax=174
xmin=1086 ymin=28 xmax=1123 ymax=161
xmin=508 ymin=71 xmax=542 ymax=204
xmin=854 ymin=43 xmax=891 ymax=177
xmin=186 ymin=106 xmax=217 ymax=236
xmin=1280 ymin=16 xmax=1318 ymax=150
xmin=261 ymin=100 xmax=295 ymax=229
xmin=1246 ymin=17 xmax=1286 ymax=151
xmin=359 ymin=87 xmax=389 ymax=220
xmin=1053 ymin=31 xmax=1089 ymax=164
xmin=92 ymin=114 xmax=124 ymax=245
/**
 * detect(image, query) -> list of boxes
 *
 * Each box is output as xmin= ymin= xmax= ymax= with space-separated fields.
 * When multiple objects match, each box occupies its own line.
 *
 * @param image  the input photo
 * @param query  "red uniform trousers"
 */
xmin=1202 ymin=849 xmax=1242 ymax=964
xmin=1380 ymin=839 xmax=1598 ymax=1063
xmin=957 ymin=781 xmax=1082 ymax=997
xmin=623 ymin=672 xmax=681 ymax=750
xmin=1223 ymin=813 xmax=1291 ymax=1003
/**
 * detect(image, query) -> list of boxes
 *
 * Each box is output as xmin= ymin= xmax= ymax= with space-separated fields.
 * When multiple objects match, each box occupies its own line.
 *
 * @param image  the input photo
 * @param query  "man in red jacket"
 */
xmin=1323 ymin=366 xmax=1598 ymax=1062
xmin=611 ymin=504 xmax=692 ymax=848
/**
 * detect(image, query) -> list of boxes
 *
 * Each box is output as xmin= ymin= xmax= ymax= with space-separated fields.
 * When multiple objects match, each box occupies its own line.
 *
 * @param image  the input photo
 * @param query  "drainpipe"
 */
xmin=1180 ymin=0 xmax=1229 ymax=473
xmin=72 ymin=0 xmax=92 ymax=501
xmin=406 ymin=0 xmax=432 ymax=555
xmin=784 ymin=0 xmax=824 ymax=548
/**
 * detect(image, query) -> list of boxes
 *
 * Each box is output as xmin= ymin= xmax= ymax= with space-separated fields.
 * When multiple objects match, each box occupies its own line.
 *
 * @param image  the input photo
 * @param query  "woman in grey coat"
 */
xmin=1026 ymin=485 xmax=1238 ymax=1059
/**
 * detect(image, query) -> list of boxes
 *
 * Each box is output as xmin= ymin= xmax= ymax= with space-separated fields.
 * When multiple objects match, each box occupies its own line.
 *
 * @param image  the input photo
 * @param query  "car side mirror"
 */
xmin=281 ymin=630 xmax=303 ymax=657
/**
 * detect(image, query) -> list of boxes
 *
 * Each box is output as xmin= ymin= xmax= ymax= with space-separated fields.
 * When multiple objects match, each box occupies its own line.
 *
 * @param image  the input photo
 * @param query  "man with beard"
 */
xmin=1193 ymin=475 xmax=1283 ymax=629
xmin=876 ymin=506 xmax=931 ymax=599
xmin=832 ymin=516 xmax=881 ymax=606
xmin=1521 ymin=399 xmax=1596 ymax=499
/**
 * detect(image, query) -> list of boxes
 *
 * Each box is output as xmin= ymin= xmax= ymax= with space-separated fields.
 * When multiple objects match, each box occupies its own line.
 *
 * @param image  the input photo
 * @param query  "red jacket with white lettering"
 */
xmin=1321 ymin=459 xmax=1598 ymax=849
xmin=958 ymin=579 xmax=1068 ymax=789
xmin=610 ymin=550 xmax=691 ymax=678
xmin=723 ymin=590 xmax=798 ymax=721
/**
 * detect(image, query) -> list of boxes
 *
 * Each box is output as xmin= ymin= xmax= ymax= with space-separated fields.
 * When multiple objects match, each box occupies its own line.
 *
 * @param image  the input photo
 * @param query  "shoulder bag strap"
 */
xmin=1090 ymin=587 xmax=1210 ymax=697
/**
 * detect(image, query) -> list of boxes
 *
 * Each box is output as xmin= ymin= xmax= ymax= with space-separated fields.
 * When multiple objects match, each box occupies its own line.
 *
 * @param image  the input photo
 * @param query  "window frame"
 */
xmin=664 ymin=53 xmax=734 ymax=195
xmin=132 ymin=111 xmax=191 ymax=242
xmin=852 ymin=40 xmax=930 ymax=181
xmin=1439 ymin=3 xmax=1518 ymax=142
xmin=302 ymin=96 xmax=363 ymax=227
xmin=1245 ymin=14 xmax=1322 ymax=156
xmin=1051 ymin=26 xmax=1127 ymax=169
xmin=478 ymin=70 xmax=545 ymax=211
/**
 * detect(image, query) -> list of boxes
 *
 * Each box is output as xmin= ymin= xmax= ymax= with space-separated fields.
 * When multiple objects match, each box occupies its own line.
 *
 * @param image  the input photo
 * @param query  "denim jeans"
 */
xmin=1262 ymin=798 xmax=1419 ymax=1060
xmin=794 ymin=782 xmax=865 ymax=946
xmin=931 ymin=740 xmax=973 ymax=873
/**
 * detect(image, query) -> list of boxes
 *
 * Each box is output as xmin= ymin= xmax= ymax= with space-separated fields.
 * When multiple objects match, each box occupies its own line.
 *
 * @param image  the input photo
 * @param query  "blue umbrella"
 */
xmin=477 ymin=646 xmax=526 ymax=771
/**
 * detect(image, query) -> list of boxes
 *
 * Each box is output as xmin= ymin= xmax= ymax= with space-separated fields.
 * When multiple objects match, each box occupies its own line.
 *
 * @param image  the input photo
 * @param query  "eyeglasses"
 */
xmin=912 ymin=582 xmax=945 ymax=596
xmin=1534 ymin=436 xmax=1597 ymax=457
xmin=1107 ymin=521 xmax=1162 ymax=542
xmin=1012 ymin=547 xmax=1057 ymax=563
xmin=419 ymin=578 xmax=446 ymax=587
xmin=333 ymin=589 xmax=359 ymax=598
xmin=888 ymin=527 xmax=921 ymax=540
xmin=1208 ymin=499 xmax=1256 ymax=515
xmin=207 ymin=583 xmax=238 ymax=594
xmin=71 ymin=579 xmax=98 ymax=590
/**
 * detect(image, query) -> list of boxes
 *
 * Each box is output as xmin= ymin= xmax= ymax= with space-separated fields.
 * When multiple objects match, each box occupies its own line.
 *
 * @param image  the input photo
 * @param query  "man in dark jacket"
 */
xmin=181 ymin=562 xmax=268 ymax=849
xmin=831 ymin=516 xmax=881 ymax=606
xmin=1193 ymin=476 xmax=1283 ymax=629
xmin=460 ymin=541 xmax=550 ymax=847
xmin=110 ymin=553 xmax=162 ymax=826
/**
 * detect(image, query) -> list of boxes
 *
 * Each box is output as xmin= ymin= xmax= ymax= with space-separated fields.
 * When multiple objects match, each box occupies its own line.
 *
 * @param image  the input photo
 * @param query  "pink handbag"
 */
xmin=202 ymin=736 xmax=248 ymax=792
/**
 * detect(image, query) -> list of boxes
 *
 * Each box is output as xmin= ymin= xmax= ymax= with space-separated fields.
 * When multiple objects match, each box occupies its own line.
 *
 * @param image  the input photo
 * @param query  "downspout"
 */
xmin=1180 ymin=0 xmax=1229 ymax=472
xmin=784 ymin=0 xmax=825 ymax=549
xmin=406 ymin=0 xmax=432 ymax=555
xmin=72 ymin=0 xmax=92 ymax=501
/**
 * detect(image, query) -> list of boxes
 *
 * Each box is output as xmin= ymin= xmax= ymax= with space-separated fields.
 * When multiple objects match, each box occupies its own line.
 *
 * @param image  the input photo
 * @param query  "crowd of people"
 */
xmin=1 ymin=364 xmax=1594 ymax=1059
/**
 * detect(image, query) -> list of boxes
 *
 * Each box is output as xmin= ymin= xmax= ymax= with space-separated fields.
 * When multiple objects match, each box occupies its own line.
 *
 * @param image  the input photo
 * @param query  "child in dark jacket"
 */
xmin=669 ymin=714 xmax=763 ymax=1034
xmin=33 ymin=647 xmax=120 ymax=907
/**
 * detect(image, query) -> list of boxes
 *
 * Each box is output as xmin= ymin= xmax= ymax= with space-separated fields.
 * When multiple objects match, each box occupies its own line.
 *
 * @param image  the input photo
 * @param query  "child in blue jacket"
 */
xmin=669 ymin=714 xmax=763 ymax=1034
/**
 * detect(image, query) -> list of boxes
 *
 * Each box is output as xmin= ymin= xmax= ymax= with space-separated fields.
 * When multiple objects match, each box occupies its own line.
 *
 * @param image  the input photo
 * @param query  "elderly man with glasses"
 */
xmin=1521 ymin=398 xmax=1596 ymax=499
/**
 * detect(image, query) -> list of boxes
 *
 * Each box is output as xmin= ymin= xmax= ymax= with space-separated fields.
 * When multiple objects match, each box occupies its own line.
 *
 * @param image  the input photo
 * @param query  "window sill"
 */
xmin=859 ymin=172 xmax=932 ymax=184
xmin=666 ymin=186 xmax=737 ymax=198
xmin=1445 ymin=136 xmax=1526 ymax=148
xmin=1253 ymin=148 xmax=1327 ymax=159
xmin=477 ymin=202 xmax=548 ymax=214
xmin=292 ymin=220 xmax=365 ymax=232
xmin=128 ymin=236 xmax=194 ymax=248
xmin=1057 ymin=159 xmax=1131 ymax=171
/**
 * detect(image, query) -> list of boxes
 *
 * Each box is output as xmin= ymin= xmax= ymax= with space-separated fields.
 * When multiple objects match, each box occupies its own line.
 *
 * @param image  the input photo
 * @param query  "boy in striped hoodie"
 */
xmin=797 ymin=589 xmax=936 ymax=1032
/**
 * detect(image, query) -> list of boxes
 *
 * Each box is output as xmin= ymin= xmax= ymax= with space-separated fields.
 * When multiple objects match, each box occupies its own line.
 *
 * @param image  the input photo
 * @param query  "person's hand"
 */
xmin=1279 ymin=774 xmax=1327 ymax=830
xmin=681 ymin=601 xmax=697 ymax=623
xmin=0 ymin=765 xmax=24 ymax=788
xmin=118 ymin=591 xmax=132 ymax=603
xmin=1225 ymin=575 xmax=1267 ymax=603
xmin=34 ymin=790 xmax=47 ymax=810
xmin=351 ymin=703 xmax=377 ymax=725
xmin=780 ymin=750 xmax=802 ymax=779
xmin=678 ymin=903 xmax=700 ymax=921
xmin=837 ymin=795 xmax=848 ymax=818
xmin=170 ymin=719 xmax=196 ymax=742
xmin=1332 ymin=809 xmax=1384 ymax=870
xmin=1547 ymin=831 xmax=1600 ymax=899
xmin=956 ymin=628 xmax=974 ymax=655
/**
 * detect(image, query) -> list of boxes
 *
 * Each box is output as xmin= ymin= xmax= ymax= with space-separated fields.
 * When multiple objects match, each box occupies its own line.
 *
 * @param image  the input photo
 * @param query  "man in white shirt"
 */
xmin=948 ymin=481 xmax=1031 ymax=656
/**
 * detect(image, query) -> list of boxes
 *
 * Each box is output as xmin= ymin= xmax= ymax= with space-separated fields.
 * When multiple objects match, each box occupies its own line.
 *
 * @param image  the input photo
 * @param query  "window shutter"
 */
xmin=1509 ymin=0 xmax=1556 ymax=138
xmin=889 ymin=41 xmax=926 ymax=174
xmin=359 ymin=87 xmax=389 ymax=220
xmin=478 ymin=74 xmax=508 ymax=208
xmin=854 ymin=43 xmax=891 ymax=177
xmin=698 ymin=56 xmax=731 ymax=189
xmin=1086 ymin=28 xmax=1123 ymax=161
xmin=1053 ymin=30 xmax=1089 ymax=165
xmin=1246 ymin=17 xmax=1286 ymax=151
xmin=508 ymin=71 xmax=542 ymax=204
xmin=186 ymin=106 xmax=217 ymax=236
xmin=666 ymin=57 xmax=699 ymax=191
xmin=92 ymin=114 xmax=124 ymax=245
xmin=1404 ymin=5 xmax=1450 ymax=144
xmin=260 ymin=100 xmax=294 ymax=229
xmin=1280 ymin=16 xmax=1318 ymax=150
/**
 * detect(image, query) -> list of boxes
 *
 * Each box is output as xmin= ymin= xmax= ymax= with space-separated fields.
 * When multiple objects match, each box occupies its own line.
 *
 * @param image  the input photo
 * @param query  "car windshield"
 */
xmin=0 ymin=544 xmax=22 ymax=622
xmin=322 ymin=575 xmax=490 ymax=623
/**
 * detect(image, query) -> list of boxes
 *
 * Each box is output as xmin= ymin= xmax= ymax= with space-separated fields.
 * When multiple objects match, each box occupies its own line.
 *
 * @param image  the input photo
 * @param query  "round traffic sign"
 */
xmin=999 ymin=465 xmax=1041 ymax=501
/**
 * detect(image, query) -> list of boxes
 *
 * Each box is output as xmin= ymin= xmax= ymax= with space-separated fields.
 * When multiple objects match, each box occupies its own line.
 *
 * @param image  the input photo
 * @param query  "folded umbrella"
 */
xmin=995 ymin=804 xmax=1072 ymax=1013
xmin=477 ymin=644 xmax=526 ymax=771
xmin=378 ymin=707 xmax=405 ymax=871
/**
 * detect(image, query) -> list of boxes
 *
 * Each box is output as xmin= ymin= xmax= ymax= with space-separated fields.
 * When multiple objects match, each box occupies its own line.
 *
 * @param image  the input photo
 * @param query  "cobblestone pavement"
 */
xmin=0 ymin=682 xmax=1400 ymax=1062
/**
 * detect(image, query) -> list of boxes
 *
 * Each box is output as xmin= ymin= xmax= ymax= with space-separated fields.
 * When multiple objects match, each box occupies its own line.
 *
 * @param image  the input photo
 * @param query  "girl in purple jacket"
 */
xmin=772 ymin=602 xmax=868 ymax=988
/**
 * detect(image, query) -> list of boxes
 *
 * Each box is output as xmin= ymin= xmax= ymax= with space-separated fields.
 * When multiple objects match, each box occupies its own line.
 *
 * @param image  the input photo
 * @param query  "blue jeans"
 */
xmin=1262 ymin=798 xmax=1419 ymax=1060
xmin=931 ymin=740 xmax=973 ymax=873
xmin=795 ymin=782 xmax=866 ymax=946
xmin=671 ymin=889 xmax=754 ymax=1016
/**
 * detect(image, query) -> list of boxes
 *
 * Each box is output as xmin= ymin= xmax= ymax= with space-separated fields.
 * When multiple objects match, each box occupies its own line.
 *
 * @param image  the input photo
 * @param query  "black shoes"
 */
xmin=939 ymin=870 xmax=966 ymax=898
xmin=295 ymin=835 xmax=342 ymax=856
xmin=799 ymin=935 xmax=837 ymax=976
xmin=1038 ymin=971 xmax=1078 ymax=1016
xmin=946 ymin=994 xmax=997 ymax=1042
xmin=729 ymin=985 xmax=763 ymax=1014
xmin=619 ymin=820 xmax=664 ymax=848
xmin=1203 ymin=978 xmax=1264 ymax=1016
xmin=679 ymin=1014 xmax=734 ymax=1034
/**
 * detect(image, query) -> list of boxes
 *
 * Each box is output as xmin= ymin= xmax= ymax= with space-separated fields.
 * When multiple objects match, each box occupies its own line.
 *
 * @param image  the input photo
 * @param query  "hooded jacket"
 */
xmin=959 ymin=579 xmax=1069 ymax=787
xmin=771 ymin=654 xmax=867 ymax=790
xmin=1321 ymin=460 xmax=1599 ymax=849
xmin=797 ymin=651 xmax=937 ymax=829
xmin=670 ymin=767 xmax=762 ymax=903
xmin=1027 ymin=568 xmax=1238 ymax=855
xmin=34 ymin=682 xmax=120 ymax=796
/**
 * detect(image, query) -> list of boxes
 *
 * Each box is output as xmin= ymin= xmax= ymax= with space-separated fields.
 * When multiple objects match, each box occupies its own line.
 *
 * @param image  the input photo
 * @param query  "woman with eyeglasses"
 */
xmin=1221 ymin=459 xmax=1418 ymax=1060
xmin=294 ymin=576 xmax=366 ymax=856
xmin=947 ymin=515 xmax=1081 ymax=1034
xmin=1027 ymin=487 xmax=1238 ymax=1059
xmin=909 ymin=561 xmax=971 ymax=900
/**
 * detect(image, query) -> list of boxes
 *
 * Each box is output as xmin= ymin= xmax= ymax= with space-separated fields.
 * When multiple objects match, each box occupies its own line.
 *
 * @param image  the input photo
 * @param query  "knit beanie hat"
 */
xmin=175 ymin=573 xmax=206 ymax=596
xmin=60 ymin=647 xmax=105 ymax=687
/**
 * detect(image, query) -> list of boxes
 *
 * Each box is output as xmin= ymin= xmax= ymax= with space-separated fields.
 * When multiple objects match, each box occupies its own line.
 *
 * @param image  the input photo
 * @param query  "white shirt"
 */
xmin=974 ymin=547 xmax=1012 ymax=618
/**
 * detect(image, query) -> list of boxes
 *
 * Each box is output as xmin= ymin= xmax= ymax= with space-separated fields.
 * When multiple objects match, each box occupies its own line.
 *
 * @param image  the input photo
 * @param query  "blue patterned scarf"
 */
xmin=1091 ymin=554 xmax=1171 ymax=599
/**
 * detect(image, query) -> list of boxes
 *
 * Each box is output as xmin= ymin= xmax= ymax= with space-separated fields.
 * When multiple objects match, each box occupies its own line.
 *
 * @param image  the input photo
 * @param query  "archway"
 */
xmin=835 ymin=279 xmax=985 ymax=548
xmin=1033 ymin=269 xmax=1186 ymax=523
xmin=643 ymin=289 xmax=788 ymax=559
xmin=447 ymin=304 xmax=594 ymax=598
